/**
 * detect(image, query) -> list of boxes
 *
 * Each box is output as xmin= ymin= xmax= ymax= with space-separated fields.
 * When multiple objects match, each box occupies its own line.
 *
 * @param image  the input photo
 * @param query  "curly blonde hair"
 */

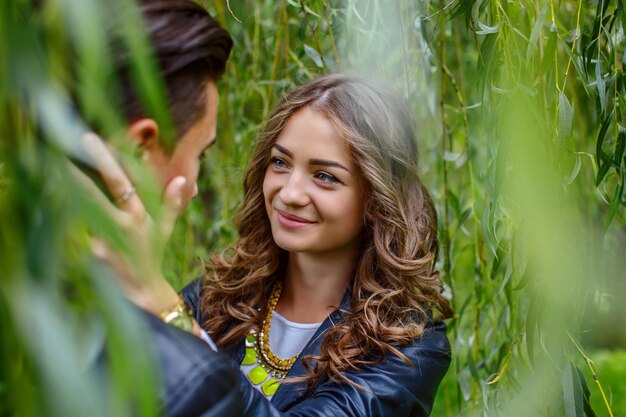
xmin=201 ymin=73 xmax=453 ymax=388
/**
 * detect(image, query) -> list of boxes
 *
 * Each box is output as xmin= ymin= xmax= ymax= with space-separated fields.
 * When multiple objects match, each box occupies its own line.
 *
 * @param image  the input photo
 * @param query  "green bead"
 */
xmin=242 ymin=348 xmax=257 ymax=365
xmin=246 ymin=334 xmax=255 ymax=343
xmin=248 ymin=366 xmax=268 ymax=385
xmin=262 ymin=378 xmax=280 ymax=396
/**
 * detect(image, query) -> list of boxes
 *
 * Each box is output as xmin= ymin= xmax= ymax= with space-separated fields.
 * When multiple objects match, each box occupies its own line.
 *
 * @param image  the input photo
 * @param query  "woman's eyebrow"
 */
xmin=309 ymin=159 xmax=349 ymax=172
xmin=272 ymin=144 xmax=293 ymax=157
xmin=273 ymin=143 xmax=350 ymax=172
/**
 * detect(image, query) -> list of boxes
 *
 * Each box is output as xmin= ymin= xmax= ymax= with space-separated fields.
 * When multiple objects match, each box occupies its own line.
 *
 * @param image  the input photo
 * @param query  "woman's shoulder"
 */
xmin=406 ymin=319 xmax=450 ymax=355
xmin=284 ymin=319 xmax=451 ymax=416
xmin=395 ymin=318 xmax=451 ymax=379
xmin=375 ymin=318 xmax=451 ymax=372
xmin=359 ymin=319 xmax=451 ymax=414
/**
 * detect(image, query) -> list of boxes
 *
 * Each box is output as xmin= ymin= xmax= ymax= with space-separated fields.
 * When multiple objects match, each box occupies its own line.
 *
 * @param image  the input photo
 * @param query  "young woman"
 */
xmin=89 ymin=71 xmax=452 ymax=416
xmin=180 ymin=73 xmax=454 ymax=416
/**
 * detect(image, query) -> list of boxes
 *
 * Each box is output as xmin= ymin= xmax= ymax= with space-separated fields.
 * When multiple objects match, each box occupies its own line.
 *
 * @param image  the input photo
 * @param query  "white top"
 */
xmin=240 ymin=311 xmax=322 ymax=400
xmin=270 ymin=311 xmax=321 ymax=358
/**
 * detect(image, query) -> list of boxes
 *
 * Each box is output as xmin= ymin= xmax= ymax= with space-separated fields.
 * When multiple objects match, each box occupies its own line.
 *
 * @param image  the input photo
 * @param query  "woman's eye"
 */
xmin=270 ymin=156 xmax=288 ymax=169
xmin=315 ymin=172 xmax=341 ymax=184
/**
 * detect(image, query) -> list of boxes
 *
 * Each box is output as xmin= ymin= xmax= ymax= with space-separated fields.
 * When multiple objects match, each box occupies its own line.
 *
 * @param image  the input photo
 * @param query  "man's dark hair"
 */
xmin=114 ymin=0 xmax=233 ymax=143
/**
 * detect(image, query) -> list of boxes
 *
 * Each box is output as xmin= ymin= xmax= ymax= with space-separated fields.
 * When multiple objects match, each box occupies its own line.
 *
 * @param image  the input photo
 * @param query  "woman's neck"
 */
xmin=274 ymin=250 xmax=357 ymax=324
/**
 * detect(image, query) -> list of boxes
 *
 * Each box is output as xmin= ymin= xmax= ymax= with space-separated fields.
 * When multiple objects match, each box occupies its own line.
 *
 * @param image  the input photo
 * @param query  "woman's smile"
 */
xmin=276 ymin=209 xmax=317 ymax=229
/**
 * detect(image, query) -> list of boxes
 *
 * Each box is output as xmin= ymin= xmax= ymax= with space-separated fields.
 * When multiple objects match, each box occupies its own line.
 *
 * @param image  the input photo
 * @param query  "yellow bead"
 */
xmin=248 ymin=366 xmax=268 ymax=385
xmin=262 ymin=378 xmax=280 ymax=396
xmin=242 ymin=347 xmax=257 ymax=365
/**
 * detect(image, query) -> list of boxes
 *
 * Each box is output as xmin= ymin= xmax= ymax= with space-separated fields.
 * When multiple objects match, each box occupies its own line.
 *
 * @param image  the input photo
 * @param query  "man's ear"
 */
xmin=127 ymin=118 xmax=162 ymax=158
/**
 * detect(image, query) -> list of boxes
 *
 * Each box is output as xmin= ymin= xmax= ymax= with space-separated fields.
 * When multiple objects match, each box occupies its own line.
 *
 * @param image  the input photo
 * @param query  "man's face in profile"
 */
xmin=147 ymin=81 xmax=219 ymax=212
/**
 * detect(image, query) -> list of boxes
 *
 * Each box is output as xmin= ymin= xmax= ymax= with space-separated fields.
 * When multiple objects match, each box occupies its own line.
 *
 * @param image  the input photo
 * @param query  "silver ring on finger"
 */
xmin=117 ymin=186 xmax=136 ymax=204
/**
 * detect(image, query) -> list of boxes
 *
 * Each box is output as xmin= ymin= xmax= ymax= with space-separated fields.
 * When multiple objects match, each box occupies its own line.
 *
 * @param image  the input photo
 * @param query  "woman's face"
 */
xmin=263 ymin=106 xmax=365 ymax=257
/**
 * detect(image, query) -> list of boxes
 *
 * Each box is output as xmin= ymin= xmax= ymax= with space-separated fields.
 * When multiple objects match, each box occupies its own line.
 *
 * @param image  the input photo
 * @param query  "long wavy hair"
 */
xmin=201 ymin=73 xmax=453 ymax=388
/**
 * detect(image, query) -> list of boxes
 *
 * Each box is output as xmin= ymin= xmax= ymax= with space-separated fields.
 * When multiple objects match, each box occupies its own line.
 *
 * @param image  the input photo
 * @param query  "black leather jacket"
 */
xmin=107 ymin=309 xmax=244 ymax=417
xmin=181 ymin=280 xmax=451 ymax=417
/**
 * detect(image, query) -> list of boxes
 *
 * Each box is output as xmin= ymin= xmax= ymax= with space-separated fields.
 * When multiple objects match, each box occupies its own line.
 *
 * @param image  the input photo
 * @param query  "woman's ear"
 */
xmin=127 ymin=118 xmax=162 ymax=160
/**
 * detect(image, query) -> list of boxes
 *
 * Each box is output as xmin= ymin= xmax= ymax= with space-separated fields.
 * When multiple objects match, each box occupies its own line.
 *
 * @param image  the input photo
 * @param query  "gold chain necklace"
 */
xmin=256 ymin=281 xmax=299 ymax=376
xmin=241 ymin=281 xmax=298 ymax=396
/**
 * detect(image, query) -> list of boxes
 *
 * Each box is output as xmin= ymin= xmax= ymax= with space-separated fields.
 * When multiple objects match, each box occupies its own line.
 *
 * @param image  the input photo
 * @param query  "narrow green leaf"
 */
xmin=478 ymin=34 xmax=497 ymax=74
xmin=613 ymin=126 xmax=626 ymax=165
xmin=287 ymin=0 xmax=320 ymax=17
xmin=458 ymin=207 xmax=472 ymax=227
xmin=444 ymin=151 xmax=462 ymax=162
xmin=527 ymin=3 xmax=548 ymax=61
xmin=620 ymin=0 xmax=626 ymax=42
xmin=476 ymin=22 xmax=499 ymax=35
xmin=457 ymin=368 xmax=472 ymax=402
xmin=596 ymin=111 xmax=614 ymax=168
xmin=448 ymin=190 xmax=461 ymax=218
xmin=467 ymin=345 xmax=480 ymax=382
xmin=483 ymin=205 xmax=498 ymax=258
xmin=524 ymin=297 xmax=538 ymax=362
xmin=604 ymin=180 xmax=623 ymax=232
xmin=562 ymin=361 xmax=584 ymax=417
xmin=457 ymin=293 xmax=474 ymax=317
xmin=558 ymin=91 xmax=574 ymax=142
xmin=538 ymin=24 xmax=558 ymax=76
xmin=577 ymin=365 xmax=597 ymax=417
xmin=303 ymin=44 xmax=324 ymax=68
xmin=449 ymin=0 xmax=477 ymax=26
xmin=596 ymin=161 xmax=611 ymax=186
xmin=596 ymin=61 xmax=607 ymax=115
xmin=562 ymin=39 xmax=589 ymax=87
xmin=498 ymin=262 xmax=513 ymax=294
xmin=566 ymin=153 xmax=582 ymax=184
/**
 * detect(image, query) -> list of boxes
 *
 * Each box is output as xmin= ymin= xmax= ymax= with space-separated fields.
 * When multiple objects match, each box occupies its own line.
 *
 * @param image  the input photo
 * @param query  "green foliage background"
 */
xmin=2 ymin=0 xmax=626 ymax=416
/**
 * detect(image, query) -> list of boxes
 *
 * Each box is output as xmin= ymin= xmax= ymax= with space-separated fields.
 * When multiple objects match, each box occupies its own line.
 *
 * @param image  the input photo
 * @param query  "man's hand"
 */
xmin=73 ymin=132 xmax=200 ymax=336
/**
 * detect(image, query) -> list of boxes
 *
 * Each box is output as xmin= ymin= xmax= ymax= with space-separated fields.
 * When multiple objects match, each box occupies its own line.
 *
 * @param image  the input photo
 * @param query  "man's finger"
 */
xmin=81 ymin=132 xmax=146 ymax=220
xmin=68 ymin=161 xmax=135 ymax=228
xmin=161 ymin=176 xmax=186 ymax=239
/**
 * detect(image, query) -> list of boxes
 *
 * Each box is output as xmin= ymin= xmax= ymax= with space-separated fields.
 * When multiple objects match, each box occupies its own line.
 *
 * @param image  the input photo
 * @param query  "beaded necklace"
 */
xmin=242 ymin=281 xmax=299 ymax=397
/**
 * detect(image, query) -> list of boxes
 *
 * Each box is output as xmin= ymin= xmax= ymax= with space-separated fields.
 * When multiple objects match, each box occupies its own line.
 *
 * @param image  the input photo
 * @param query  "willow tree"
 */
xmin=1 ymin=0 xmax=623 ymax=416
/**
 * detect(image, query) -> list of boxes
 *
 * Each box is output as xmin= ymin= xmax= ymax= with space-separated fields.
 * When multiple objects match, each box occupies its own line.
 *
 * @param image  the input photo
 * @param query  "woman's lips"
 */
xmin=276 ymin=209 xmax=316 ymax=229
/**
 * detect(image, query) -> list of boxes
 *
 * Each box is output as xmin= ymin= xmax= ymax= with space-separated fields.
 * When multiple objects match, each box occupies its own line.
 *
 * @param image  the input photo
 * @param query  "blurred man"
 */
xmin=80 ymin=1 xmax=243 ymax=415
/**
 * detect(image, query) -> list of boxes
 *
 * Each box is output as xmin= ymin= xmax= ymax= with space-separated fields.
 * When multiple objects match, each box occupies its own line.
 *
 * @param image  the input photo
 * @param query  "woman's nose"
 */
xmin=278 ymin=173 xmax=309 ymax=207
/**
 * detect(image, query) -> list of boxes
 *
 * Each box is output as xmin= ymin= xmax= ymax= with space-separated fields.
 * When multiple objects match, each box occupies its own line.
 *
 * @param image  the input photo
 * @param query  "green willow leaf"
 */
xmin=613 ymin=126 xmax=626 ymax=165
xmin=538 ymin=24 xmax=558 ymax=76
xmin=596 ymin=61 xmax=608 ymax=115
xmin=303 ymin=44 xmax=324 ymax=68
xmin=524 ymin=297 xmax=538 ymax=363
xmin=476 ymin=22 xmax=499 ymax=35
xmin=483 ymin=205 xmax=498 ymax=258
xmin=527 ymin=3 xmax=548 ymax=61
xmin=566 ymin=152 xmax=582 ymax=184
xmin=449 ymin=0 xmax=478 ymax=26
xmin=604 ymin=179 xmax=624 ymax=232
xmin=596 ymin=112 xmax=614 ymax=167
xmin=596 ymin=161 xmax=612 ymax=187
xmin=562 ymin=361 xmax=584 ymax=417
xmin=558 ymin=91 xmax=574 ymax=143
xmin=620 ymin=0 xmax=626 ymax=38
xmin=467 ymin=347 xmax=481 ymax=384
xmin=577 ymin=365 xmax=597 ymax=417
